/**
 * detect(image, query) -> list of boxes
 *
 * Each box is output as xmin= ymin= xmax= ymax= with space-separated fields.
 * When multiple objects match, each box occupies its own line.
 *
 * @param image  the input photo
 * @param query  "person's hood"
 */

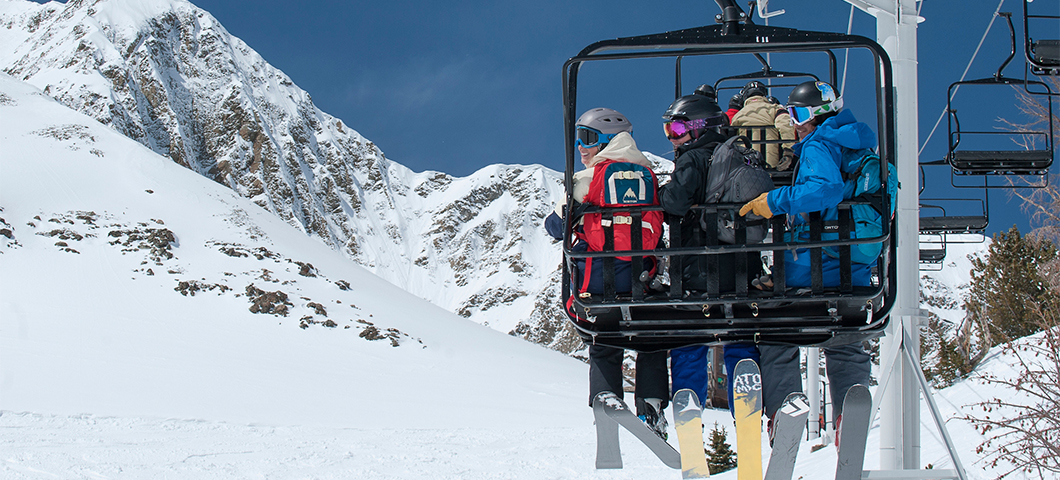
xmin=810 ymin=109 xmax=876 ymax=150
xmin=585 ymin=132 xmax=651 ymax=168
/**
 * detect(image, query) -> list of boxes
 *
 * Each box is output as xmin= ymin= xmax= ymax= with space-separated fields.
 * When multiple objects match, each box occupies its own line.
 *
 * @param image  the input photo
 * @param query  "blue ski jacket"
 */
xmin=766 ymin=109 xmax=876 ymax=221
xmin=766 ymin=109 xmax=877 ymax=287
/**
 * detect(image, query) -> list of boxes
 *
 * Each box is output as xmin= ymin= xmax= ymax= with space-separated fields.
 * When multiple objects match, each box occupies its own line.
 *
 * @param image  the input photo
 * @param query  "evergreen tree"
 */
xmin=965 ymin=226 xmax=1058 ymax=344
xmin=705 ymin=421 xmax=737 ymax=474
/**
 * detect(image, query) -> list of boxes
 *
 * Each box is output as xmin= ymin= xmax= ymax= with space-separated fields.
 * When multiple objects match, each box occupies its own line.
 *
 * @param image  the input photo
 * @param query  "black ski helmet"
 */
xmin=740 ymin=81 xmax=768 ymax=100
xmin=663 ymin=94 xmax=727 ymax=142
xmin=693 ymin=84 xmax=717 ymax=102
xmin=662 ymin=94 xmax=725 ymax=122
xmin=787 ymin=80 xmax=842 ymax=109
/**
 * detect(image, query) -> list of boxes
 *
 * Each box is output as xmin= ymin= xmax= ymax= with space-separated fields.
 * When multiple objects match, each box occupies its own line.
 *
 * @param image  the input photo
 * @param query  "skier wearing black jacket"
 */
xmin=658 ymin=91 xmax=762 ymax=412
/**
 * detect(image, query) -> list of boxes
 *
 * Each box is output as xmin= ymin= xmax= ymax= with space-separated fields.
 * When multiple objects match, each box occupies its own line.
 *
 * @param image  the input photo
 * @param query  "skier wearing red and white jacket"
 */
xmin=544 ymin=108 xmax=670 ymax=440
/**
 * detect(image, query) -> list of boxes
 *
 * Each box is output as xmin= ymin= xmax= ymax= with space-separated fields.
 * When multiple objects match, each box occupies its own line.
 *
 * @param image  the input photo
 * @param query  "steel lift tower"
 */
xmin=846 ymin=1 xmax=968 ymax=478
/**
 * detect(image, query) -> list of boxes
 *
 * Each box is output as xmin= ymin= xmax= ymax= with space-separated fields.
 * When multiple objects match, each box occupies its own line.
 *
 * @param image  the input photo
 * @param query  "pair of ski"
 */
xmin=670 ymin=358 xmax=811 ymax=480
xmin=675 ymin=359 xmax=872 ymax=480
xmin=593 ymin=358 xmax=871 ymax=480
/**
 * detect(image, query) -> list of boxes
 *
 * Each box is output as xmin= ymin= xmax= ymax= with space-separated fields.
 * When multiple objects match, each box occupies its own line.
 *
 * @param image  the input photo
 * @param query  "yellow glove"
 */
xmin=739 ymin=192 xmax=773 ymax=219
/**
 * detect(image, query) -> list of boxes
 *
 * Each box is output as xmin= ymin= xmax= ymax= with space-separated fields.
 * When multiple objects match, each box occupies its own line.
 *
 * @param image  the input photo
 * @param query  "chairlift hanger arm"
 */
xmin=995 ymin=12 xmax=1015 ymax=81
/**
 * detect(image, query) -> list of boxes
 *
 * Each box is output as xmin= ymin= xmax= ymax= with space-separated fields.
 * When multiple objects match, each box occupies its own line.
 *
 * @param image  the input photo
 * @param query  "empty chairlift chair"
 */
xmin=1023 ymin=0 xmax=1060 ymax=76
xmin=946 ymin=12 xmax=1055 ymax=181
xmin=917 ymin=199 xmax=989 ymax=237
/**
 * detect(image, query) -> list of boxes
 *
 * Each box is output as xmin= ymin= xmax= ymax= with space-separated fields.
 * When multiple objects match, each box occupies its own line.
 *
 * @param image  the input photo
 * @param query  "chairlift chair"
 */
xmin=945 ymin=13 xmax=1055 ymax=184
xmin=1023 ymin=0 xmax=1060 ymax=77
xmin=917 ymin=199 xmax=989 ymax=239
xmin=560 ymin=0 xmax=896 ymax=353
xmin=918 ymin=233 xmax=946 ymax=272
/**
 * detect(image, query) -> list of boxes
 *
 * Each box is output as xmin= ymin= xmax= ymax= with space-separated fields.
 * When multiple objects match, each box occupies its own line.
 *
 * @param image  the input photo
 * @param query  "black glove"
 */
xmin=729 ymin=93 xmax=743 ymax=111
xmin=777 ymin=147 xmax=795 ymax=171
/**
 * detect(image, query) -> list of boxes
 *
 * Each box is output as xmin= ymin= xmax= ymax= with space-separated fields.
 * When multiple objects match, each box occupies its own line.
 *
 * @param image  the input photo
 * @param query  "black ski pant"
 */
xmin=758 ymin=342 xmax=871 ymax=421
xmin=588 ymin=344 xmax=669 ymax=414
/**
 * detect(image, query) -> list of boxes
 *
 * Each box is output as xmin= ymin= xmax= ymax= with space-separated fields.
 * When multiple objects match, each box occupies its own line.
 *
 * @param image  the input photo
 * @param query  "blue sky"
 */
xmin=32 ymin=0 xmax=1059 ymax=237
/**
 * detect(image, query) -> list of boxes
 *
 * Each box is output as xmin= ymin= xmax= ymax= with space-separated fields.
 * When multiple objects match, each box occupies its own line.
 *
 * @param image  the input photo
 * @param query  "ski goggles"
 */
xmin=662 ymin=115 xmax=725 ymax=140
xmin=786 ymin=97 xmax=843 ymax=126
xmin=576 ymin=126 xmax=618 ymax=149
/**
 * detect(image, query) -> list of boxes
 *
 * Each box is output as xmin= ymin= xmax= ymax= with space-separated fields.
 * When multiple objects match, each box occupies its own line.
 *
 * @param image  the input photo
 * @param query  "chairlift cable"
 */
xmin=918 ymin=0 xmax=1008 ymax=157
xmin=841 ymin=4 xmax=855 ymax=95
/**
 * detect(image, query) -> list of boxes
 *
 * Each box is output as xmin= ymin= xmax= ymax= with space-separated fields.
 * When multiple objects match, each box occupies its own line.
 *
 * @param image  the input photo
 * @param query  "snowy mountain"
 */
xmin=0 ymin=72 xmax=587 ymax=426
xmin=0 ymin=0 xmax=578 ymax=354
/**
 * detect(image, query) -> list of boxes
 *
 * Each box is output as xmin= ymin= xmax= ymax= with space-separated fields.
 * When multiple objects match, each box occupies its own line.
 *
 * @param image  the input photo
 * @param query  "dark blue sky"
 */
xmin=33 ymin=0 xmax=1059 ymax=237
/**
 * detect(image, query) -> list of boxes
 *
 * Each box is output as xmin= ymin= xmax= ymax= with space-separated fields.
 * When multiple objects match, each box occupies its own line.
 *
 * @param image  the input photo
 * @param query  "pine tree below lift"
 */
xmin=706 ymin=421 xmax=738 ymax=474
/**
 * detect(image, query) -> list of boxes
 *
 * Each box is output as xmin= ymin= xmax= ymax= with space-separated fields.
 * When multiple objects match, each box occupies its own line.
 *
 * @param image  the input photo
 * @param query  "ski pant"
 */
xmin=670 ymin=345 xmax=710 ymax=404
xmin=588 ymin=344 xmax=669 ymax=413
xmin=723 ymin=343 xmax=761 ymax=416
xmin=758 ymin=342 xmax=871 ymax=421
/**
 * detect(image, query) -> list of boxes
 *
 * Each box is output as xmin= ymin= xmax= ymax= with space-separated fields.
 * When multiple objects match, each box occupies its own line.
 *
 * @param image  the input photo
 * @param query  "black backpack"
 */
xmin=700 ymin=135 xmax=775 ymax=244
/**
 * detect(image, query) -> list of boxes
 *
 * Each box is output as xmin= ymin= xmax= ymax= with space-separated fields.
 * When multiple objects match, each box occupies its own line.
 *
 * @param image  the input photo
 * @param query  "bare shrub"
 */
xmin=964 ymin=287 xmax=1060 ymax=477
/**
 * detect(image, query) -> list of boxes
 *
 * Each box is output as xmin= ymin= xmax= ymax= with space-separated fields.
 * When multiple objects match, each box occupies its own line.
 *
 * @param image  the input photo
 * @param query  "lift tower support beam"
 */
xmin=845 ymin=2 xmax=968 ymax=478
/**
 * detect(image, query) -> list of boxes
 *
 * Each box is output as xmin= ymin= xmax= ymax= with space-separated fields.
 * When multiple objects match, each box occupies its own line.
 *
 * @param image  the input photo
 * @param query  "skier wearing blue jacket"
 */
xmin=738 ymin=81 xmax=872 ymax=444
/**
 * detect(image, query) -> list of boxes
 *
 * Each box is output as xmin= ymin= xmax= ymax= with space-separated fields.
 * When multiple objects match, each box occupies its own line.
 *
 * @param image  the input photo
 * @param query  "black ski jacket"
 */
xmin=659 ymin=129 xmax=759 ymax=292
xmin=659 ymin=129 xmax=729 ymax=246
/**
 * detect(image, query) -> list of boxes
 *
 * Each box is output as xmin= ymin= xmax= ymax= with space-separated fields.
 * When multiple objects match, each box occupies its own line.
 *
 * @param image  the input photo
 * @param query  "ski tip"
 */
xmin=780 ymin=396 xmax=811 ymax=416
xmin=593 ymin=391 xmax=626 ymax=410
xmin=844 ymin=384 xmax=871 ymax=401
xmin=673 ymin=388 xmax=700 ymax=404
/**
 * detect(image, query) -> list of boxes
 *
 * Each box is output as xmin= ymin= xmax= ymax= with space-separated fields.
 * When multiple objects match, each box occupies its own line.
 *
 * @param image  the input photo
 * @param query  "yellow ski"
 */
xmin=733 ymin=359 xmax=763 ymax=480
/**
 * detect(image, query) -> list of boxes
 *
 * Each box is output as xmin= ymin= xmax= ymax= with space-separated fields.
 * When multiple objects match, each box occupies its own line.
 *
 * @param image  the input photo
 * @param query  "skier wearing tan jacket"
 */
xmin=731 ymin=81 xmax=797 ymax=170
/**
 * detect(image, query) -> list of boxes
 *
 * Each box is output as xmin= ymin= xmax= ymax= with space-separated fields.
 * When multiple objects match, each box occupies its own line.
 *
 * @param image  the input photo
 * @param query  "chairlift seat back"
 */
xmin=950 ymin=149 xmax=1053 ymax=175
xmin=1032 ymin=39 xmax=1060 ymax=66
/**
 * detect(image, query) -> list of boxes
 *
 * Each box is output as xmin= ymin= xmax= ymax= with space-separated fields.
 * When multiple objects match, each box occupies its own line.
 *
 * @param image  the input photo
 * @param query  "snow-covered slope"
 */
xmin=0 ymin=0 xmax=578 ymax=354
xmin=0 ymin=73 xmax=585 ymax=429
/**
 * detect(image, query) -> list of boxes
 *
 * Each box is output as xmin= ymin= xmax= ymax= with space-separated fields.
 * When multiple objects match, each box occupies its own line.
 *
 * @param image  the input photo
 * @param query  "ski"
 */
xmin=673 ymin=388 xmax=712 ymax=478
xmin=834 ymin=384 xmax=871 ymax=480
xmin=593 ymin=391 xmax=682 ymax=469
xmin=592 ymin=392 xmax=623 ymax=469
xmin=764 ymin=392 xmax=809 ymax=480
xmin=733 ymin=358 xmax=763 ymax=480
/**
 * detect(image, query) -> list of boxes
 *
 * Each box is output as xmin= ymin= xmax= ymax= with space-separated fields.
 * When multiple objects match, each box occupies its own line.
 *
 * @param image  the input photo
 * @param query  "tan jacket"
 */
xmin=732 ymin=96 xmax=796 ymax=168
